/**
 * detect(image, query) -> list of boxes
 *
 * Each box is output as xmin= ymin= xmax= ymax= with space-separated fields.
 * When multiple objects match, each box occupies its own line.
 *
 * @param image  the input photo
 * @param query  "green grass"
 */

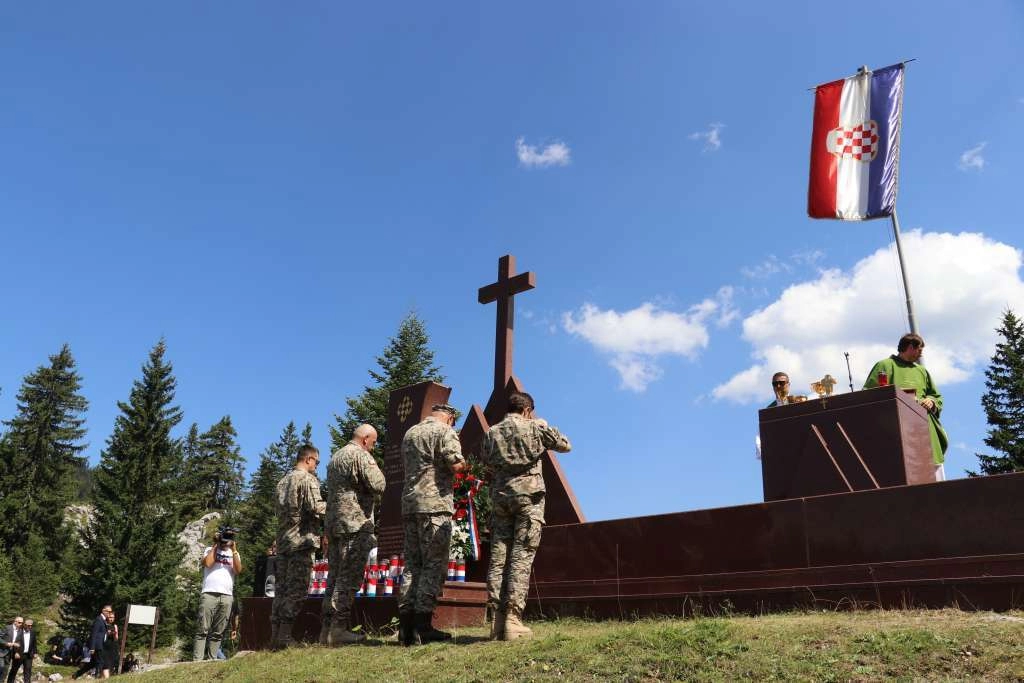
xmin=134 ymin=610 xmax=1024 ymax=682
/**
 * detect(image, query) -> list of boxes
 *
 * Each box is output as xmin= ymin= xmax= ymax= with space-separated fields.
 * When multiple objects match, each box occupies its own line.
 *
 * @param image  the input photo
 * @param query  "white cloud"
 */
xmin=713 ymin=231 xmax=1024 ymax=403
xmin=958 ymin=142 xmax=987 ymax=171
xmin=792 ymin=249 xmax=826 ymax=267
xmin=741 ymin=255 xmax=791 ymax=279
xmin=741 ymin=250 xmax=826 ymax=280
xmin=688 ymin=122 xmax=724 ymax=152
xmin=563 ymin=288 xmax=736 ymax=392
xmin=516 ymin=137 xmax=571 ymax=168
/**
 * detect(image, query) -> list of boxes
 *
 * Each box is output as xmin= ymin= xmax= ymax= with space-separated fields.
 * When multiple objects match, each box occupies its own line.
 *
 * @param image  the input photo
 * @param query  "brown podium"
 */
xmin=759 ymin=385 xmax=936 ymax=502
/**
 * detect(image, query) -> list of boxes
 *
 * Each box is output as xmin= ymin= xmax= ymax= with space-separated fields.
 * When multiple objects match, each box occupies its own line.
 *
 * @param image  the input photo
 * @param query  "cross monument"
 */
xmin=478 ymin=254 xmax=536 ymax=398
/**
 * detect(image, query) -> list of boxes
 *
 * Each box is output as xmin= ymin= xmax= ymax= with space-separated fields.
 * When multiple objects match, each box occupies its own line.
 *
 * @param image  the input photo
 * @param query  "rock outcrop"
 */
xmin=178 ymin=511 xmax=222 ymax=569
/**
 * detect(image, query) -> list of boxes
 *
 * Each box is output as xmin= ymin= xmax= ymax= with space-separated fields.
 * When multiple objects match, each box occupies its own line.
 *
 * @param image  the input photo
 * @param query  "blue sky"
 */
xmin=2 ymin=2 xmax=1023 ymax=521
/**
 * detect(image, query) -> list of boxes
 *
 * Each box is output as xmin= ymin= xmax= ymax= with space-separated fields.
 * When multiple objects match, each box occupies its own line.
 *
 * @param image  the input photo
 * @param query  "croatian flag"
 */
xmin=808 ymin=63 xmax=904 ymax=220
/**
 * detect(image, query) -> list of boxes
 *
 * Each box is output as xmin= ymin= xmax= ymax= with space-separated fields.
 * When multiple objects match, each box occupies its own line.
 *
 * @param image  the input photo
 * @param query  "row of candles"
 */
xmin=308 ymin=555 xmax=469 ymax=597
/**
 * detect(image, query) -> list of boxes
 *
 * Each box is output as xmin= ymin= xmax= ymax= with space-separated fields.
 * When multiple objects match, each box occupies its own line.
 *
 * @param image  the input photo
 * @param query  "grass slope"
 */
xmin=136 ymin=610 xmax=1024 ymax=682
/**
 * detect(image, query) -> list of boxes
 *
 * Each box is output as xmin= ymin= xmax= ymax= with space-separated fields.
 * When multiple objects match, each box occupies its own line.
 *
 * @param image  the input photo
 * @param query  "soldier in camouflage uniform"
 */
xmin=398 ymin=404 xmax=465 ymax=645
xmin=271 ymin=443 xmax=326 ymax=649
xmin=321 ymin=424 xmax=386 ymax=646
xmin=481 ymin=392 xmax=571 ymax=640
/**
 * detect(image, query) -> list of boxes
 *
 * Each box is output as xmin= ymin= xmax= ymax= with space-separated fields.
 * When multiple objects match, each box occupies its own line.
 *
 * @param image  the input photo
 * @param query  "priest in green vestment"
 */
xmin=863 ymin=333 xmax=949 ymax=473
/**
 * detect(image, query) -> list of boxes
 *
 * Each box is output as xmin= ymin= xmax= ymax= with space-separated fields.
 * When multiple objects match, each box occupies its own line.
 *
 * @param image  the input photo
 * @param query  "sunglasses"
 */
xmin=772 ymin=380 xmax=789 ymax=386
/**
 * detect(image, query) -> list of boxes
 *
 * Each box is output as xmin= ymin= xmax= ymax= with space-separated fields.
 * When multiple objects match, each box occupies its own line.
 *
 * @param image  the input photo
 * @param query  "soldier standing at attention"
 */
xmin=321 ymin=424 xmax=386 ymax=646
xmin=271 ymin=443 xmax=326 ymax=650
xmin=398 ymin=404 xmax=465 ymax=645
xmin=482 ymin=392 xmax=571 ymax=640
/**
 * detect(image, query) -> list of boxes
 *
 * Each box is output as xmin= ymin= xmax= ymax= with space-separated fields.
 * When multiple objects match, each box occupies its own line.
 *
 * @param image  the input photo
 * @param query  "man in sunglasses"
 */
xmin=864 ymin=333 xmax=948 ymax=479
xmin=1 ymin=616 xmax=25 ymax=683
xmin=271 ymin=443 xmax=326 ymax=649
xmin=766 ymin=372 xmax=792 ymax=408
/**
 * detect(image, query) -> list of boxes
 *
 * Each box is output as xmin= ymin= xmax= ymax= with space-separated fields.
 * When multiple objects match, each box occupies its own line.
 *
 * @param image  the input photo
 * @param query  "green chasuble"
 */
xmin=863 ymin=355 xmax=949 ymax=465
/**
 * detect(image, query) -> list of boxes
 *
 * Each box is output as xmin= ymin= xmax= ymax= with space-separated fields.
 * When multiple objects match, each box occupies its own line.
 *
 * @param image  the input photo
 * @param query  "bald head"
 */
xmin=351 ymin=424 xmax=378 ymax=452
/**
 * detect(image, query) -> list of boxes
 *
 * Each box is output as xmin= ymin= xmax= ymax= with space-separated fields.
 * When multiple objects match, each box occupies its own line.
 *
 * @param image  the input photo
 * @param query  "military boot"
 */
xmin=318 ymin=616 xmax=332 ymax=645
xmin=273 ymin=620 xmax=295 ymax=650
xmin=414 ymin=612 xmax=453 ymax=643
xmin=328 ymin=616 xmax=366 ymax=645
xmin=489 ymin=604 xmax=506 ymax=640
xmin=502 ymin=609 xmax=533 ymax=640
xmin=398 ymin=610 xmax=416 ymax=647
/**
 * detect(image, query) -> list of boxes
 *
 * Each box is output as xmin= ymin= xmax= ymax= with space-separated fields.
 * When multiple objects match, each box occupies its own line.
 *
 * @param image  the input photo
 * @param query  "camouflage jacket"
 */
xmin=275 ymin=467 xmax=326 ymax=554
xmin=401 ymin=416 xmax=465 ymax=515
xmin=481 ymin=413 xmax=572 ymax=497
xmin=325 ymin=442 xmax=386 ymax=535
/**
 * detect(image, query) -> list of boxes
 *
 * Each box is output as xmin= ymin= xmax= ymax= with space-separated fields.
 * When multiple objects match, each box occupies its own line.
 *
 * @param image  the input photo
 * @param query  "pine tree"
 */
xmin=237 ymin=422 xmax=302 ymax=549
xmin=196 ymin=416 xmax=245 ymax=514
xmin=330 ymin=312 xmax=445 ymax=459
xmin=972 ymin=309 xmax=1024 ymax=475
xmin=235 ymin=421 xmax=304 ymax=597
xmin=9 ymin=532 xmax=59 ymax=612
xmin=173 ymin=423 xmax=206 ymax=521
xmin=0 ymin=344 xmax=88 ymax=566
xmin=68 ymin=341 xmax=187 ymax=643
xmin=0 ymin=553 xmax=12 ymax=617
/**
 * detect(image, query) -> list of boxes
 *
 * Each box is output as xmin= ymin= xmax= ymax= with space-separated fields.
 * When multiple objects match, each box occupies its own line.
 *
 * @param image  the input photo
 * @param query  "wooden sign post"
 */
xmin=118 ymin=604 xmax=160 ymax=671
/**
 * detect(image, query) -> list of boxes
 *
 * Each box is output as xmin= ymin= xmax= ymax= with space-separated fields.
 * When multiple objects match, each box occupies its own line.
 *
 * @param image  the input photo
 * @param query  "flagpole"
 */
xmin=890 ymin=210 xmax=918 ymax=334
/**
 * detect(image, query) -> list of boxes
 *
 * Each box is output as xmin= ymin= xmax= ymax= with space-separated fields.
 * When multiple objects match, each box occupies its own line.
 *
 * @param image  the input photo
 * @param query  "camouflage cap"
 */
xmin=431 ymin=403 xmax=457 ymax=416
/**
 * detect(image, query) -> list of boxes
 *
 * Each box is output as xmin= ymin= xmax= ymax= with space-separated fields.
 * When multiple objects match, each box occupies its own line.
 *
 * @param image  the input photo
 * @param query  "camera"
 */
xmin=218 ymin=526 xmax=238 ymax=544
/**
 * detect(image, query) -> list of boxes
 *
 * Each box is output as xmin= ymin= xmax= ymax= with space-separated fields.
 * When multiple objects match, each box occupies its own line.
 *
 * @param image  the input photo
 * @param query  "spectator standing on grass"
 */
xmin=194 ymin=527 xmax=242 ymax=660
xmin=72 ymin=605 xmax=112 ymax=680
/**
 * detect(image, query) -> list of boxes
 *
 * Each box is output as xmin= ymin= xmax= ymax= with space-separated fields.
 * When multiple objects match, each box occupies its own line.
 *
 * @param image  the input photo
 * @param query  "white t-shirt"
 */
xmin=201 ymin=545 xmax=237 ymax=595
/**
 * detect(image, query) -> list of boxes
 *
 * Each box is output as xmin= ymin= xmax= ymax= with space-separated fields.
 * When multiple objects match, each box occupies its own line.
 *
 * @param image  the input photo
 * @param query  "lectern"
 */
xmin=758 ymin=385 xmax=936 ymax=502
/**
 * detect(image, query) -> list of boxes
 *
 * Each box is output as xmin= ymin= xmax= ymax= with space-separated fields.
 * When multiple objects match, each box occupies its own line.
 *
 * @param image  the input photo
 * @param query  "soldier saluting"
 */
xmin=482 ymin=391 xmax=571 ymax=640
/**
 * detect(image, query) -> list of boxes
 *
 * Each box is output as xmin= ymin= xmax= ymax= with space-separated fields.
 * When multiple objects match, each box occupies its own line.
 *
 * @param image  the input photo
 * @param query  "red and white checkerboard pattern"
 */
xmin=826 ymin=120 xmax=879 ymax=161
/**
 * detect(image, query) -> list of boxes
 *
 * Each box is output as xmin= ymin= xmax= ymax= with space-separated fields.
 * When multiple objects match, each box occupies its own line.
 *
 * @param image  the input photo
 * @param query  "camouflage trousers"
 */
xmin=271 ymin=548 xmax=314 ymax=624
xmin=322 ymin=526 xmax=376 ymax=623
xmin=486 ymin=492 xmax=544 ymax=613
xmin=398 ymin=512 xmax=452 ymax=614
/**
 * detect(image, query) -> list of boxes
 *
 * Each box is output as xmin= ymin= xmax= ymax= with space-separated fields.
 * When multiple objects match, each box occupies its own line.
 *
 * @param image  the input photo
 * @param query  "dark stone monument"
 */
xmin=758 ymin=385 xmax=937 ymax=501
xmin=461 ymin=254 xmax=584 ymax=525
xmin=376 ymin=380 xmax=454 ymax=558
xmin=239 ymin=254 xmax=1024 ymax=648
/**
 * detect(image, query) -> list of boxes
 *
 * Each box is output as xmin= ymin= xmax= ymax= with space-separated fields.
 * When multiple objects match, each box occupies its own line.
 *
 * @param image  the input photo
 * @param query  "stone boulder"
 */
xmin=178 ymin=511 xmax=222 ymax=569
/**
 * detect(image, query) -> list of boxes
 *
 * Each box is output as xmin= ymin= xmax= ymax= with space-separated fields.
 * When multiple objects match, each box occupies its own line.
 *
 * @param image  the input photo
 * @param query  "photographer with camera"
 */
xmin=193 ymin=526 xmax=242 ymax=661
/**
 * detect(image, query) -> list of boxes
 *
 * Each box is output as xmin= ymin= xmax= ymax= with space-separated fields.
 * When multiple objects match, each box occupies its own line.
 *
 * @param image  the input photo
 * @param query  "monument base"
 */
xmin=527 ymin=472 xmax=1024 ymax=617
xmin=239 ymin=581 xmax=487 ymax=650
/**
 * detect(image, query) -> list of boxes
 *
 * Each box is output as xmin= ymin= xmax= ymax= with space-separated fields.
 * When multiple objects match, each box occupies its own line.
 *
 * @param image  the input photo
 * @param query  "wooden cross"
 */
xmin=478 ymin=254 xmax=536 ymax=397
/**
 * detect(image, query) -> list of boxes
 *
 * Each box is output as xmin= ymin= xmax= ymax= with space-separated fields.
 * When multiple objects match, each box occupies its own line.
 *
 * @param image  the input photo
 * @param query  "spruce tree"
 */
xmin=330 ymin=312 xmax=445 ymax=459
xmin=0 ymin=553 xmax=12 ymax=617
xmin=0 ymin=344 xmax=88 ymax=566
xmin=69 ymin=341 xmax=187 ymax=642
xmin=174 ymin=423 xmax=206 ymax=521
xmin=236 ymin=421 xmax=304 ymax=597
xmin=973 ymin=309 xmax=1024 ymax=475
xmin=237 ymin=422 xmax=302 ymax=550
xmin=196 ymin=416 xmax=245 ymax=514
xmin=9 ymin=532 xmax=59 ymax=612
